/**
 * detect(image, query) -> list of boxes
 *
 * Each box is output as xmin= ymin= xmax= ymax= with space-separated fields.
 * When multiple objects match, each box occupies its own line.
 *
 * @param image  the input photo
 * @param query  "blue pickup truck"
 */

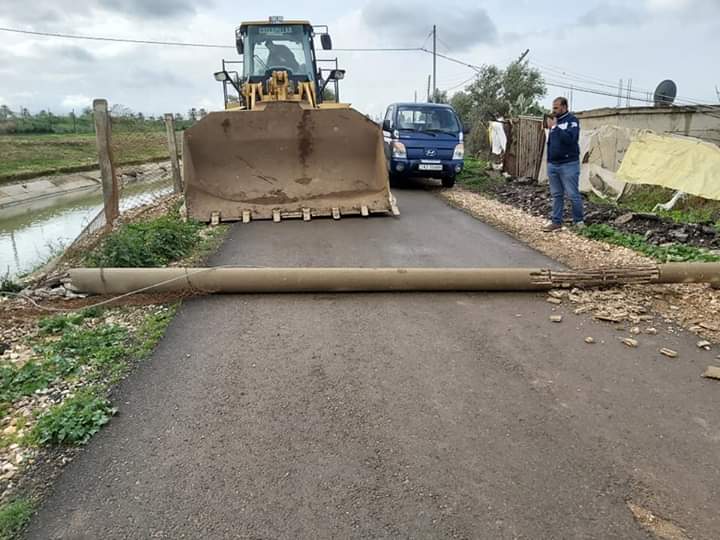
xmin=382 ymin=102 xmax=464 ymax=188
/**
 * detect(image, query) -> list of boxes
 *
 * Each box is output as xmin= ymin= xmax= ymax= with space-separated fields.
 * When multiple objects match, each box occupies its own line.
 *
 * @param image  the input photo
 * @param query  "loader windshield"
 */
xmin=244 ymin=24 xmax=315 ymax=81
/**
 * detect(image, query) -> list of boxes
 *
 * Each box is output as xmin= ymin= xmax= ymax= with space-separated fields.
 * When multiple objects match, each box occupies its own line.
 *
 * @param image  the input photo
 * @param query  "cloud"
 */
xmin=360 ymin=1 xmax=497 ymax=52
xmin=61 ymin=94 xmax=93 ymax=109
xmin=54 ymin=45 xmax=96 ymax=62
xmin=97 ymin=0 xmax=199 ymax=19
xmin=578 ymin=5 xmax=642 ymax=27
xmin=0 ymin=0 xmax=199 ymax=26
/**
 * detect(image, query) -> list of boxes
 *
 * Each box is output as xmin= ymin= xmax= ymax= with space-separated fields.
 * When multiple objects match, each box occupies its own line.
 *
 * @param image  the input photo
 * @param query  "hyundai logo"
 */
xmin=425 ymin=149 xmax=437 ymax=157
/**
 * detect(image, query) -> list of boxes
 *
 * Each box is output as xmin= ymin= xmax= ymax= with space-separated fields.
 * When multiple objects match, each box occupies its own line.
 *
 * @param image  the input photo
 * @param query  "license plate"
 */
xmin=418 ymin=164 xmax=443 ymax=171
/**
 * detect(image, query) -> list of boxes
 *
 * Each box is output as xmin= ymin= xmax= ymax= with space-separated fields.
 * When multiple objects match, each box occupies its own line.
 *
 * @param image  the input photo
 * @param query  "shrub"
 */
xmin=28 ymin=389 xmax=115 ymax=446
xmin=86 ymin=215 xmax=202 ymax=267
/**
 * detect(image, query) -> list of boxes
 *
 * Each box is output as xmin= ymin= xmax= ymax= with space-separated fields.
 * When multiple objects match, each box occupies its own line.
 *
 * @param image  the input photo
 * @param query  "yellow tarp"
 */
xmin=617 ymin=132 xmax=720 ymax=200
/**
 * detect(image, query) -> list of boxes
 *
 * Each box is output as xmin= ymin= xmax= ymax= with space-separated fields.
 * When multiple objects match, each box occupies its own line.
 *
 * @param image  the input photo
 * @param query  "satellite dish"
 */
xmin=653 ymin=79 xmax=677 ymax=107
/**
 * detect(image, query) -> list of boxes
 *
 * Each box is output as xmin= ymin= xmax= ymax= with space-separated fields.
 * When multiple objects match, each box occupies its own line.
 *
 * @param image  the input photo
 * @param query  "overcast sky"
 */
xmin=0 ymin=0 xmax=718 ymax=118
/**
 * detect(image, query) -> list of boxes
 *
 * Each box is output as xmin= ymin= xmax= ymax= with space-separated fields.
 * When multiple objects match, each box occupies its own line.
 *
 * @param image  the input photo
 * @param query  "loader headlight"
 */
xmin=392 ymin=141 xmax=407 ymax=159
xmin=453 ymin=143 xmax=464 ymax=160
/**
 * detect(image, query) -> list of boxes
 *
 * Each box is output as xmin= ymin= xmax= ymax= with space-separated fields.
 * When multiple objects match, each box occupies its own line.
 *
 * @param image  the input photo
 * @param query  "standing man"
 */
xmin=543 ymin=97 xmax=584 ymax=232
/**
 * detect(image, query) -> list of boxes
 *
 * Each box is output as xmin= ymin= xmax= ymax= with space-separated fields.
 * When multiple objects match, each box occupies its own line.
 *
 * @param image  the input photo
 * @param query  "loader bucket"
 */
xmin=183 ymin=102 xmax=397 ymax=222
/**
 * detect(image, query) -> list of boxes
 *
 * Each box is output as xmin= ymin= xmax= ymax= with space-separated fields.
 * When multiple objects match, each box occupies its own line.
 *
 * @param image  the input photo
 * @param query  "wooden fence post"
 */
xmin=92 ymin=99 xmax=119 ymax=226
xmin=164 ymin=113 xmax=183 ymax=193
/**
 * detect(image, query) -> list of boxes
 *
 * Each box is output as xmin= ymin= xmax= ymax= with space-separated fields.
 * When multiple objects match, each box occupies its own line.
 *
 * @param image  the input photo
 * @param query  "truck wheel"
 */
xmin=441 ymin=176 xmax=455 ymax=188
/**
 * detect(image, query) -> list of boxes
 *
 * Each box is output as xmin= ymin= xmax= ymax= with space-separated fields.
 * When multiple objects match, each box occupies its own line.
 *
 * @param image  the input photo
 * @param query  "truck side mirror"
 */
xmin=321 ymin=33 xmax=332 ymax=50
xmin=382 ymin=119 xmax=391 ymax=132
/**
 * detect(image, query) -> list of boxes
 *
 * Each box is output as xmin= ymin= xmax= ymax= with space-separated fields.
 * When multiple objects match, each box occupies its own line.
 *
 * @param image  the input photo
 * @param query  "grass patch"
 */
xmin=85 ymin=213 xmax=203 ymax=268
xmin=595 ymin=185 xmax=720 ymax=227
xmin=132 ymin=305 xmax=178 ymax=360
xmin=0 ymin=498 xmax=34 ymax=540
xmin=27 ymin=388 xmax=115 ymax=446
xmin=579 ymin=224 xmax=720 ymax=262
xmin=0 ymin=321 xmax=129 ymax=406
xmin=457 ymin=158 xmax=499 ymax=193
xmin=0 ymin=132 xmax=176 ymax=184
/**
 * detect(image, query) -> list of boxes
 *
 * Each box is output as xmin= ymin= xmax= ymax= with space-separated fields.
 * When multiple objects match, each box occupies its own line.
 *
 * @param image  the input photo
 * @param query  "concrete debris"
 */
xmin=697 ymin=340 xmax=712 ymax=350
xmin=660 ymin=348 xmax=679 ymax=358
xmin=585 ymin=337 xmax=595 ymax=344
xmin=549 ymin=315 xmax=563 ymax=323
xmin=630 ymin=326 xmax=641 ymax=335
xmin=548 ymin=290 xmax=567 ymax=299
xmin=442 ymin=190 xmax=720 ymax=345
xmin=546 ymin=297 xmax=563 ymax=305
xmin=622 ymin=338 xmax=639 ymax=348
xmin=645 ymin=327 xmax=658 ymax=335
xmin=702 ymin=366 xmax=720 ymax=380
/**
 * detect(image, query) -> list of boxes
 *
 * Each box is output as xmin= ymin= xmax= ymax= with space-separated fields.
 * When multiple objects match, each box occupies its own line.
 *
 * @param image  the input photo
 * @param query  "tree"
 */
xmin=187 ymin=108 xmax=198 ymax=121
xmin=431 ymin=89 xmax=448 ymax=104
xmin=0 ymin=105 xmax=13 ymax=121
xmin=450 ymin=91 xmax=473 ymax=127
xmin=198 ymin=108 xmax=208 ymax=119
xmin=449 ymin=60 xmax=546 ymax=155
xmin=174 ymin=112 xmax=184 ymax=122
xmin=321 ymin=87 xmax=336 ymax=102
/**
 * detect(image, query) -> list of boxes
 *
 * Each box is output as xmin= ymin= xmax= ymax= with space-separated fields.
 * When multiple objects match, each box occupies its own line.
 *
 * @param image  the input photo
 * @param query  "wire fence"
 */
xmin=67 ymin=102 xmax=184 ymax=252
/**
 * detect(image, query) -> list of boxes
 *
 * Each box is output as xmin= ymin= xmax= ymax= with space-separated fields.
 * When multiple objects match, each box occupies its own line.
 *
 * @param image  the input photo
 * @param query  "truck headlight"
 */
xmin=453 ymin=143 xmax=464 ymax=160
xmin=392 ymin=141 xmax=407 ymax=159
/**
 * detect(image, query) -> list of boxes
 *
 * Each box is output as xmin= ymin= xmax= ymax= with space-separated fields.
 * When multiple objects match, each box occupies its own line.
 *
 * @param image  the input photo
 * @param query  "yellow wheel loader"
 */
xmin=183 ymin=17 xmax=398 ymax=223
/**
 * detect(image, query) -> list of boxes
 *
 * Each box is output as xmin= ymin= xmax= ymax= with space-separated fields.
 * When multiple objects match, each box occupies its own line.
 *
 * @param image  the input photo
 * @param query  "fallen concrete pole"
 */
xmin=69 ymin=263 xmax=720 ymax=295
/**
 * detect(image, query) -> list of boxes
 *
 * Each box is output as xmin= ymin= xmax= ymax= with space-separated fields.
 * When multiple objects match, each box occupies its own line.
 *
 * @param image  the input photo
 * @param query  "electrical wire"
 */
xmin=0 ymin=26 xmax=423 ymax=52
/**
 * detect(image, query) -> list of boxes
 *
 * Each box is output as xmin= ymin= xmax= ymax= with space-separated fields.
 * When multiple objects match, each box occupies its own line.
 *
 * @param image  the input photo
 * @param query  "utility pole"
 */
xmin=414 ymin=90 xmax=418 ymax=103
xmin=626 ymin=79 xmax=632 ymax=107
xmin=617 ymin=79 xmax=623 ymax=107
xmin=716 ymin=85 xmax=720 ymax=103
xmin=432 ymin=25 xmax=437 ymax=103
xmin=517 ymin=49 xmax=530 ymax=63
xmin=427 ymin=75 xmax=431 ymax=103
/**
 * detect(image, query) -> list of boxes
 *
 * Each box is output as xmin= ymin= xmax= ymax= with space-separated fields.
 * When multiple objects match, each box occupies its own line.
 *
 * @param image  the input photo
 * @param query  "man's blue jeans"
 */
xmin=547 ymin=160 xmax=583 ymax=225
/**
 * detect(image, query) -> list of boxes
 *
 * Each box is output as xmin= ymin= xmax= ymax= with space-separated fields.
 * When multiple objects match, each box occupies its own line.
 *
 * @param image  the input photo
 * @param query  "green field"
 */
xmin=0 ymin=131 xmax=175 ymax=184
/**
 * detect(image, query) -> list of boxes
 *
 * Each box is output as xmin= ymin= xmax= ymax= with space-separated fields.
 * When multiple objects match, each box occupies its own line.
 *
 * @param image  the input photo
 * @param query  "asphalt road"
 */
xmin=26 ymin=187 xmax=720 ymax=539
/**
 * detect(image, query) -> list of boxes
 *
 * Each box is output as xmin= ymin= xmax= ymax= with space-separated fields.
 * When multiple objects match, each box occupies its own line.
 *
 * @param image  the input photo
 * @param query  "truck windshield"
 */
xmin=244 ymin=25 xmax=315 ymax=80
xmin=396 ymin=107 xmax=459 ymax=134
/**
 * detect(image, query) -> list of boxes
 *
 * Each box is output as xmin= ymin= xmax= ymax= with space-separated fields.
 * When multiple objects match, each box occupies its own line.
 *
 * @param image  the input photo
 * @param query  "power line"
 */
xmin=0 ymin=26 xmax=233 ymax=48
xmin=0 ymin=26 xmax=423 ymax=52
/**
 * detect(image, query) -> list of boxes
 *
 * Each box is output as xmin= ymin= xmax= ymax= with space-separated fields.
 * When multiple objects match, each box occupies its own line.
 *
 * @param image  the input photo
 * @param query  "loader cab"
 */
xmin=239 ymin=22 xmax=317 ymax=83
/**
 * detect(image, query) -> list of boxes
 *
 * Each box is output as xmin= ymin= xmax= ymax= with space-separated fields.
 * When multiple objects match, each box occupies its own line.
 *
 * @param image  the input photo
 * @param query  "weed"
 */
xmin=132 ymin=305 xmax=177 ymax=360
xmin=37 ymin=313 xmax=85 ymax=335
xmin=0 ymin=323 xmax=128 ymax=406
xmin=27 ymin=388 xmax=115 ymax=446
xmin=0 ymin=498 xmax=34 ymax=540
xmin=457 ymin=159 xmax=499 ymax=193
xmin=579 ymin=224 xmax=720 ymax=262
xmin=0 ymin=273 xmax=22 ymax=296
xmin=86 ymin=214 xmax=202 ymax=268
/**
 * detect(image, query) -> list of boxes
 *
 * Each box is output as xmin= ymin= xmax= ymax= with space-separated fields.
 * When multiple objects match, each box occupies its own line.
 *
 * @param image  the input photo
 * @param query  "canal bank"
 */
xmin=1 ymin=164 xmax=175 ymax=277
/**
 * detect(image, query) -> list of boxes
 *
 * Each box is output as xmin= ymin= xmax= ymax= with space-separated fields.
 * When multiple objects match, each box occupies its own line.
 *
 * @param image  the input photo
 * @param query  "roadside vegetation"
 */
xmin=578 ymin=224 xmax=720 ymax=263
xmin=589 ymin=186 xmax=720 ymax=228
xmin=456 ymin=158 xmax=497 ymax=192
xmin=85 ymin=213 xmax=204 ymax=268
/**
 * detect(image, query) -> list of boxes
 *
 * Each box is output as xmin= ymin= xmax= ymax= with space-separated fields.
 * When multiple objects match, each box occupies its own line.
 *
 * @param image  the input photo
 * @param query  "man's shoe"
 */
xmin=542 ymin=221 xmax=563 ymax=232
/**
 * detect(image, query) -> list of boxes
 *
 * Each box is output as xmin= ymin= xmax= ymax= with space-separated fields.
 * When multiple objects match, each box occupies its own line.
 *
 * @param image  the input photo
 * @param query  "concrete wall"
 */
xmin=575 ymin=105 xmax=720 ymax=145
